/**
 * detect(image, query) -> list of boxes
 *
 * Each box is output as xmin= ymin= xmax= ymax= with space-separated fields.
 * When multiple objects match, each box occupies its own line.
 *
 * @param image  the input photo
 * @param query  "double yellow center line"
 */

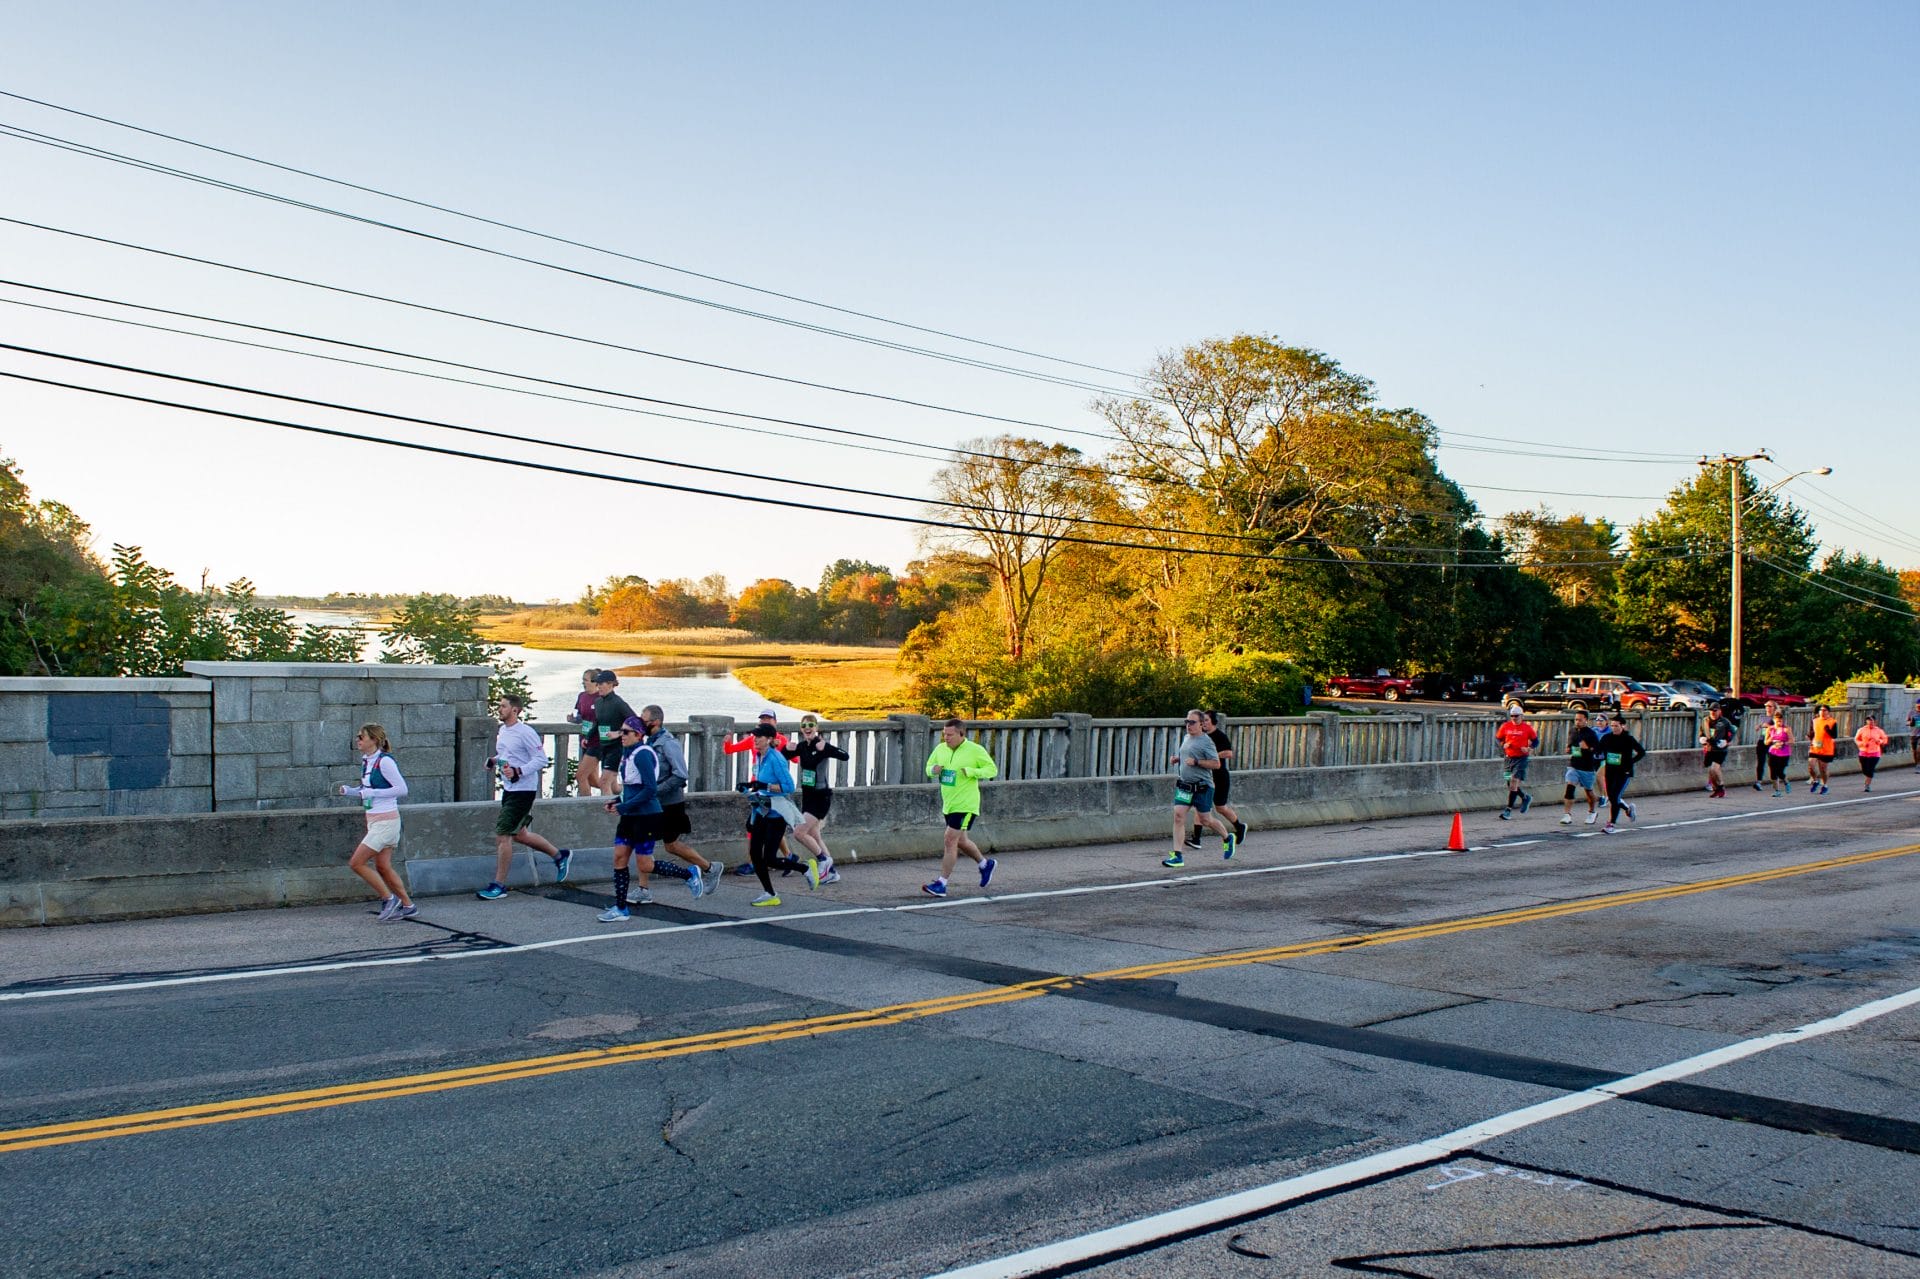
xmin=5 ymin=842 xmax=1914 ymax=1155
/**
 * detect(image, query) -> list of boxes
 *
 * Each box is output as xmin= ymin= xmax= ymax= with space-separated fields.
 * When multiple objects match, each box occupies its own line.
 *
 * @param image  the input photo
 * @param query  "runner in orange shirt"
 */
xmin=1807 ymin=704 xmax=1839 ymax=795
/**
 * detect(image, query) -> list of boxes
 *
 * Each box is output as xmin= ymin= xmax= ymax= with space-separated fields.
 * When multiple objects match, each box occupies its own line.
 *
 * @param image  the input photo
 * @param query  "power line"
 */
xmin=1750 ymin=553 xmax=1920 ymax=616
xmin=0 ymin=215 xmax=1122 ymax=442
xmin=0 ymin=357 xmax=1709 ymax=570
xmin=0 ymin=90 xmax=1722 ymax=471
xmin=0 ymin=277 xmax=1671 ymax=525
xmin=0 ymin=119 xmax=1132 ymax=398
xmin=0 ymin=86 xmax=1142 ymax=381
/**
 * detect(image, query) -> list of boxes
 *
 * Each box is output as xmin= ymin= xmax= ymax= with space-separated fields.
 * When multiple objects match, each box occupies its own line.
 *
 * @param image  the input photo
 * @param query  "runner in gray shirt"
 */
xmin=1164 ymin=709 xmax=1236 ymax=868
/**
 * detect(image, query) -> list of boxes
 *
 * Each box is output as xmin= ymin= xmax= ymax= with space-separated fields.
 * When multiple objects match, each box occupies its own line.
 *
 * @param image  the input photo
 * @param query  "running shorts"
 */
xmin=1809 ymin=748 xmax=1835 ymax=760
xmin=615 ymin=812 xmax=660 ymax=847
xmin=1173 ymin=782 xmax=1214 ymax=813
xmin=1213 ymin=769 xmax=1232 ymax=805
xmin=361 ymin=817 xmax=401 ymax=852
xmin=1766 ymin=754 xmax=1789 ymax=781
xmin=1702 ymin=749 xmax=1727 ymax=767
xmin=1503 ymin=756 xmax=1531 ymax=782
xmin=495 ymin=790 xmax=536 ymax=836
xmin=1861 ymin=756 xmax=1880 ymax=778
xmin=657 ymin=802 xmax=692 ymax=842
xmin=944 ymin=811 xmax=977 ymax=831
xmin=596 ymin=741 xmax=624 ymax=770
xmin=1564 ymin=767 xmax=1597 ymax=791
xmin=801 ymin=787 xmax=832 ymax=820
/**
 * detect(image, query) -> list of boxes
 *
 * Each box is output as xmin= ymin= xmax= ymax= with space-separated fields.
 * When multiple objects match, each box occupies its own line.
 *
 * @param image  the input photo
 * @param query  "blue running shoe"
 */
xmin=921 ymin=880 xmax=948 ymax=897
xmin=395 ymin=903 xmax=418 ymax=920
xmin=554 ymin=849 xmax=572 ymax=883
xmin=686 ymin=866 xmax=703 ymax=899
xmin=597 ymin=905 xmax=629 ymax=923
xmin=1518 ymin=791 xmax=1533 ymax=815
xmin=1162 ymin=852 xmax=1186 ymax=868
xmin=1222 ymin=833 xmax=1235 ymax=861
xmin=979 ymin=857 xmax=997 ymax=888
xmin=476 ymin=883 xmax=507 ymax=900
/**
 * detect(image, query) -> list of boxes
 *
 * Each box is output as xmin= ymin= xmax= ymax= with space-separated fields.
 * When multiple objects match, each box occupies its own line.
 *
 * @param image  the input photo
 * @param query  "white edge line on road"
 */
xmin=6 ymin=791 xmax=1912 ymax=1004
xmin=927 ymin=980 xmax=1920 ymax=1279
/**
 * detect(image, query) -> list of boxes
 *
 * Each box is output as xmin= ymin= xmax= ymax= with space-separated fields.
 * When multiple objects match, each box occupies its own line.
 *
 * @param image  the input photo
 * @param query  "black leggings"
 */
xmin=1754 ymin=744 xmax=1769 ymax=782
xmin=1767 ymin=753 xmax=1789 ymax=783
xmin=1604 ymin=769 xmax=1631 ymax=823
xmin=1861 ymin=756 xmax=1880 ymax=780
xmin=748 ymin=812 xmax=789 ymax=893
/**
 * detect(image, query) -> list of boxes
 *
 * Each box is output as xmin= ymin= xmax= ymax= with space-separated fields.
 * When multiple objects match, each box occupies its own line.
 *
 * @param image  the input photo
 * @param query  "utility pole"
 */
xmin=1698 ymin=452 xmax=1832 ymax=698
xmin=1698 ymin=452 xmax=1770 ymax=697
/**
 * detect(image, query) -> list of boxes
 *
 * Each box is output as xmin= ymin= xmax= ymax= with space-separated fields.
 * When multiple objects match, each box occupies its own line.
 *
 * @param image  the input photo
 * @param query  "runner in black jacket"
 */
xmin=1598 ymin=714 xmax=1647 ymax=833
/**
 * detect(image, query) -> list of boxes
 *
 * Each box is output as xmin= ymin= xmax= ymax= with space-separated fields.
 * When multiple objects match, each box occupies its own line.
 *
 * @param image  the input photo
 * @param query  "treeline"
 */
xmin=896 ymin=335 xmax=1920 ymax=717
xmin=564 ymin=558 xmax=986 ymax=645
xmin=256 ymin=590 xmax=527 ymax=613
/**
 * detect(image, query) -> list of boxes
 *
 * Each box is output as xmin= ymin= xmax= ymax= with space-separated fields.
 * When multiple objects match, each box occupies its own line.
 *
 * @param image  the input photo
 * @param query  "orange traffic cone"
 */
xmin=1447 ymin=812 xmax=1466 ymax=852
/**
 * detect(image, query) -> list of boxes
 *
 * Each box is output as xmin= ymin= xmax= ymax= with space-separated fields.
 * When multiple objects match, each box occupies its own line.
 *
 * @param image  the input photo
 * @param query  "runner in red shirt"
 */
xmin=1496 ymin=705 xmax=1539 ymax=820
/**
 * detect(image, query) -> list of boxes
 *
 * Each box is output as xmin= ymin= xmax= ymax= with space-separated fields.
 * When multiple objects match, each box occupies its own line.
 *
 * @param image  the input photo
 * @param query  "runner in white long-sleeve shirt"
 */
xmin=338 ymin=723 xmax=416 ymax=922
xmin=477 ymin=694 xmax=572 ymax=901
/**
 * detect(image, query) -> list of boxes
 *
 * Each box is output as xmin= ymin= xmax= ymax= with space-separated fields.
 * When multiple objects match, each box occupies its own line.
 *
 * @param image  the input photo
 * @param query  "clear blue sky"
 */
xmin=2 ymin=1 xmax=1915 ymax=600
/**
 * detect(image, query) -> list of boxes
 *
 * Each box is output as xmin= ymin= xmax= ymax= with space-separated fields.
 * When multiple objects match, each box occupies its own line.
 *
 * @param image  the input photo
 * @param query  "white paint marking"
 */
xmin=6 ymin=790 xmax=1912 ymax=1004
xmin=930 ymin=981 xmax=1920 ymax=1279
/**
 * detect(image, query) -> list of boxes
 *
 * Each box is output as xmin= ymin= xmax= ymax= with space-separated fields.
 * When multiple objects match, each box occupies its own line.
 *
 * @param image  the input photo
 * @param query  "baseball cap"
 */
xmin=1506 ymin=704 xmax=1523 ymax=717
xmin=593 ymin=670 xmax=618 ymax=685
xmin=757 ymin=710 xmax=778 ymax=721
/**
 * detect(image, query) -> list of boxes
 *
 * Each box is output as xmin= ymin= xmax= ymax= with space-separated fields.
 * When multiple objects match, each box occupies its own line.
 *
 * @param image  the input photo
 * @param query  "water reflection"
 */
xmin=280 ymin=611 xmax=806 ymax=721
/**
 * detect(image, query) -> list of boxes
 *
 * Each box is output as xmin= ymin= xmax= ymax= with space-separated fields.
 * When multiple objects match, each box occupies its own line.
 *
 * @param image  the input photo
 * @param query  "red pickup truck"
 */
xmin=1731 ymin=685 xmax=1807 ymax=708
xmin=1322 ymin=672 xmax=1415 ymax=701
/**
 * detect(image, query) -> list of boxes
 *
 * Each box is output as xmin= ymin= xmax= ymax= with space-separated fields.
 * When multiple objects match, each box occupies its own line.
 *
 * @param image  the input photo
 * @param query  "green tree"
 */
xmin=382 ymin=593 xmax=529 ymax=706
xmin=819 ymin=559 xmax=891 ymax=595
xmin=732 ymin=578 xmax=819 ymax=639
xmin=1776 ymin=553 xmax=1919 ymax=688
xmin=1498 ymin=507 xmax=1620 ymax=607
xmin=1612 ymin=465 xmax=1817 ymax=682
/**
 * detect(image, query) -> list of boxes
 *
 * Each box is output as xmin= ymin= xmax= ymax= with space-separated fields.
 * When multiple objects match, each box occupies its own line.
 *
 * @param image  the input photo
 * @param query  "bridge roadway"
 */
xmin=4 ymin=772 xmax=1919 ymax=1278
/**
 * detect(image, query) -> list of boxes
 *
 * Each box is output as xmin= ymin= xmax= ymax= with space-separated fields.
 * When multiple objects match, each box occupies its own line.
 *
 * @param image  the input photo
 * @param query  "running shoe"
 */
xmin=921 ymin=881 xmax=948 ymax=897
xmin=395 ymin=903 xmax=418 ymax=920
xmin=703 ymin=861 xmax=724 ymax=895
xmin=1752 ymin=781 xmax=1763 ymax=791
xmin=1519 ymin=792 xmax=1533 ymax=814
xmin=803 ymin=857 xmax=821 ymax=890
xmin=377 ymin=894 xmax=401 ymax=921
xmin=686 ymin=866 xmax=703 ymax=899
xmin=1585 ymin=811 xmax=1597 ymax=824
xmin=752 ymin=893 xmax=782 ymax=908
xmin=1182 ymin=835 xmax=1202 ymax=851
xmin=979 ymin=856 xmax=997 ymax=888
xmin=1162 ymin=852 xmax=1186 ymax=868
xmin=597 ymin=905 xmax=630 ymax=923
xmin=1234 ymin=819 xmax=1248 ymax=842
xmin=820 ymin=870 xmax=842 ymax=885
xmin=1559 ymin=814 xmax=1573 ymax=825
xmin=733 ymin=862 xmax=756 ymax=876
xmin=476 ymin=883 xmax=507 ymax=900
xmin=629 ymin=888 xmax=653 ymax=906
xmin=554 ymin=849 xmax=572 ymax=883
xmin=1498 ymin=809 xmax=1511 ymax=821
xmin=1222 ymin=833 xmax=1235 ymax=861
xmin=1624 ymin=802 xmax=1636 ymax=821
xmin=1602 ymin=823 xmax=1616 ymax=833
xmin=1784 ymin=781 xmax=1791 ymax=794
xmin=818 ymin=855 xmax=835 ymax=878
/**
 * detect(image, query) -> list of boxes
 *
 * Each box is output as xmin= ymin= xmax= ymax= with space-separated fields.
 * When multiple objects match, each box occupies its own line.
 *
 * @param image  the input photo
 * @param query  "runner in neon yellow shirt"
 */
xmin=921 ymin=718 xmax=999 ymax=897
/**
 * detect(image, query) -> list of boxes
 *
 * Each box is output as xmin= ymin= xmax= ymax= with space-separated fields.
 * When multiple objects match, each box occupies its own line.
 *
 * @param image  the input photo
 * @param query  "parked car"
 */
xmin=1322 ymin=671 xmax=1414 ymax=701
xmin=1503 ymin=678 xmax=1610 ymax=713
xmin=1411 ymin=673 xmax=1463 ymax=701
xmin=1731 ymin=685 xmax=1808 ymax=708
xmin=1615 ymin=680 xmax=1671 ymax=711
xmin=1461 ymin=673 xmax=1527 ymax=702
xmin=1664 ymin=678 xmax=1721 ymax=709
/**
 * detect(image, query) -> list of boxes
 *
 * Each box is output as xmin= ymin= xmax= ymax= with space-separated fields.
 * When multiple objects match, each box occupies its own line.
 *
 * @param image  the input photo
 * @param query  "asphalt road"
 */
xmin=5 ymin=769 xmax=1920 ymax=1278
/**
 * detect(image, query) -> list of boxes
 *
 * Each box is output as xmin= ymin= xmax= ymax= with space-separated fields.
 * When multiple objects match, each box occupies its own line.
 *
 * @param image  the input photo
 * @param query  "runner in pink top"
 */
xmin=1854 ymin=714 xmax=1889 ymax=792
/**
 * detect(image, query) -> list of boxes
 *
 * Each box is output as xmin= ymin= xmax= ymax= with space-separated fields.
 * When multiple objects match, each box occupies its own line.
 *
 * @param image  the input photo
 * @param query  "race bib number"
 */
xmin=940 ymin=768 xmax=957 ymax=786
xmin=1174 ymin=787 xmax=1194 ymax=805
xmin=1605 ymin=751 xmax=1623 ymax=766
xmin=801 ymin=768 xmax=816 ymax=787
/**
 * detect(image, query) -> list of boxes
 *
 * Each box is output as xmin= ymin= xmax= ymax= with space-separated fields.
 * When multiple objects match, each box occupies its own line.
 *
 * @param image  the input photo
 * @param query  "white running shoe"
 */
xmin=1585 ymin=811 xmax=1597 ymax=825
xmin=1559 ymin=814 xmax=1573 ymax=825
